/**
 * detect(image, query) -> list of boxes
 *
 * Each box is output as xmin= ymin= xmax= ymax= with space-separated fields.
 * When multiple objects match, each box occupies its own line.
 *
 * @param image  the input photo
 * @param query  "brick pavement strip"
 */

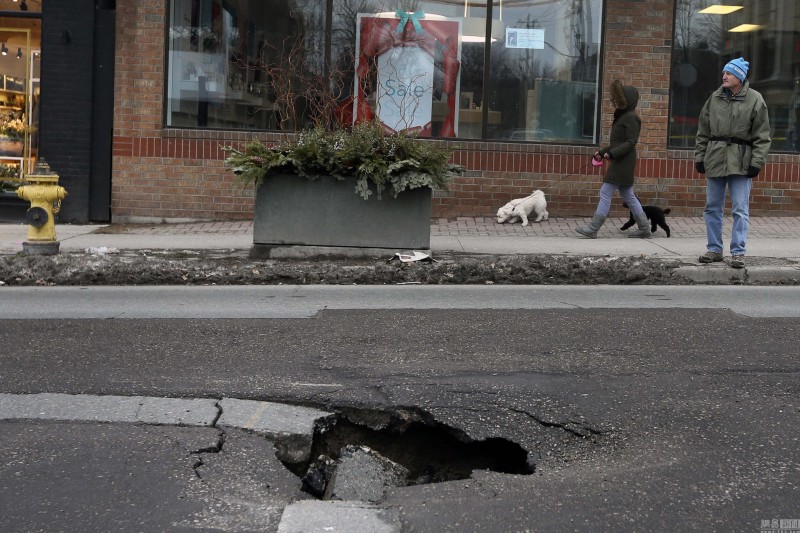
xmin=93 ymin=217 xmax=800 ymax=239
xmin=427 ymin=216 xmax=796 ymax=238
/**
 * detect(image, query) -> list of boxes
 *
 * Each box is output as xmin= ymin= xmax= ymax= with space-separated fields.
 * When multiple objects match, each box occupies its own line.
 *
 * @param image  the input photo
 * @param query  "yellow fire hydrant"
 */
xmin=16 ymin=158 xmax=68 ymax=255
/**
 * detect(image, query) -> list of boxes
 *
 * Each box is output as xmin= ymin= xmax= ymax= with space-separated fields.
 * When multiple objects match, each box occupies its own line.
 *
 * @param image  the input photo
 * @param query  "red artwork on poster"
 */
xmin=354 ymin=12 xmax=461 ymax=137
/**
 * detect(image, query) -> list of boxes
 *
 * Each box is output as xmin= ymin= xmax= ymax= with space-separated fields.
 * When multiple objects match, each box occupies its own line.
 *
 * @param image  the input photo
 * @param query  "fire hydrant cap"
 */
xmin=24 ymin=206 xmax=49 ymax=228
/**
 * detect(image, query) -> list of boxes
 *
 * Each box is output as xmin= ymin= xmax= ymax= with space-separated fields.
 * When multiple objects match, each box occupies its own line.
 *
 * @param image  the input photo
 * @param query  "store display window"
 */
xmin=0 ymin=20 xmax=38 ymax=192
xmin=166 ymin=0 xmax=603 ymax=144
xmin=670 ymin=0 xmax=800 ymax=153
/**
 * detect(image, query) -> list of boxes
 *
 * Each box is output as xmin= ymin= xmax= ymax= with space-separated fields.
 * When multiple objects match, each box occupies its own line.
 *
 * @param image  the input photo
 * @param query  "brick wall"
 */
xmin=110 ymin=0 xmax=800 ymax=222
xmin=112 ymin=1 xmax=253 ymax=221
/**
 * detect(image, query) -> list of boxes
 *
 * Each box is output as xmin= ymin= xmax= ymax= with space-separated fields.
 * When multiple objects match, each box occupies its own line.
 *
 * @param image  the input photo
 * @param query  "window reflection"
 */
xmin=336 ymin=0 xmax=602 ymax=142
xmin=166 ymin=0 xmax=326 ymax=130
xmin=488 ymin=0 xmax=601 ymax=143
xmin=671 ymin=0 xmax=800 ymax=153
xmin=166 ymin=0 xmax=603 ymax=144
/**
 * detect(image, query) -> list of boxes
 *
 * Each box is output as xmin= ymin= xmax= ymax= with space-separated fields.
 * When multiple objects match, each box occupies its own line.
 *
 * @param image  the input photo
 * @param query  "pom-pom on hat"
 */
xmin=723 ymin=57 xmax=749 ymax=82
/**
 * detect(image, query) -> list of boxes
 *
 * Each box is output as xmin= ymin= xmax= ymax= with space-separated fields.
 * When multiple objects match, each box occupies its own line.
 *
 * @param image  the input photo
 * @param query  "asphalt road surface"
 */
xmin=1 ymin=286 xmax=798 ymax=532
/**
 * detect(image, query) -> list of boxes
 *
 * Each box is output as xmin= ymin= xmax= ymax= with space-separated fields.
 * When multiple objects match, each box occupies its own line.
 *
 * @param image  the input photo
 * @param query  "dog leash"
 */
xmin=508 ymin=190 xmax=542 ymax=214
xmin=544 ymin=159 xmax=600 ymax=190
xmin=505 ymin=158 xmax=599 ymax=211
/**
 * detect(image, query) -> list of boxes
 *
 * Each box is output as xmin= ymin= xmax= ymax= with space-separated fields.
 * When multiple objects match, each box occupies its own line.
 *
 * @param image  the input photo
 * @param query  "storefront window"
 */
xmin=0 ymin=18 xmax=39 ymax=191
xmin=166 ymin=0 xmax=327 ymax=130
xmin=486 ymin=0 xmax=601 ymax=143
xmin=671 ymin=0 xmax=800 ymax=153
xmin=166 ymin=0 xmax=603 ymax=144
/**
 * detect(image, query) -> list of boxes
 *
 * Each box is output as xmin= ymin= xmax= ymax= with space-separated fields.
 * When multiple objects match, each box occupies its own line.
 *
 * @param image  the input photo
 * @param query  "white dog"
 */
xmin=496 ymin=190 xmax=549 ymax=226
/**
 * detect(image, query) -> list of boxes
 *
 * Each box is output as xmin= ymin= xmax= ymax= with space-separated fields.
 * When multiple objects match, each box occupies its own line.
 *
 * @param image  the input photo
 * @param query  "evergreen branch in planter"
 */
xmin=223 ymin=121 xmax=464 ymax=200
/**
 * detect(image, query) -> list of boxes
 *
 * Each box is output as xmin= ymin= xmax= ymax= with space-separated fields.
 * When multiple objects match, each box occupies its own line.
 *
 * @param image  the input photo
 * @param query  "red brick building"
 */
xmin=3 ymin=1 xmax=797 ymax=224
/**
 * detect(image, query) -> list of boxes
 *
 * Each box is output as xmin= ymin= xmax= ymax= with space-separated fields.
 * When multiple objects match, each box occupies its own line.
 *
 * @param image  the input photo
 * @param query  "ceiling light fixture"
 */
xmin=698 ymin=5 xmax=744 ymax=15
xmin=1 ymin=44 xmax=8 ymax=56
xmin=16 ymin=48 xmax=22 ymax=59
xmin=728 ymin=23 xmax=764 ymax=32
xmin=20 ymin=0 xmax=28 ymax=11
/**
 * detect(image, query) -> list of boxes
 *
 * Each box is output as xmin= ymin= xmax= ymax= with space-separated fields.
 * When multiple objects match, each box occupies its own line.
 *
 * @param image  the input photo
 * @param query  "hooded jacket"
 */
xmin=695 ymin=80 xmax=771 ymax=178
xmin=600 ymin=82 xmax=641 ymax=187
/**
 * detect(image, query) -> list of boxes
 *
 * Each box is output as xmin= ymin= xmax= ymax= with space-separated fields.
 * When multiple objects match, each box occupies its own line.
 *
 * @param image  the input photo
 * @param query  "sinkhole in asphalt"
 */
xmin=282 ymin=408 xmax=533 ymax=497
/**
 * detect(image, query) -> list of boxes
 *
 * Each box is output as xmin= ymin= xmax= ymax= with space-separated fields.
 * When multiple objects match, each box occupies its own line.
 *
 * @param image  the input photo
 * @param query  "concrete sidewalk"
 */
xmin=1 ymin=216 xmax=799 ymax=261
xmin=1 ymin=217 xmax=799 ymax=284
xmin=431 ymin=216 xmax=800 ymax=263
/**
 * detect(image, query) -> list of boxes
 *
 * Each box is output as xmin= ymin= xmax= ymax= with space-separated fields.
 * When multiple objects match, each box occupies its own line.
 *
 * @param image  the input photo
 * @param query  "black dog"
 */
xmin=621 ymin=202 xmax=671 ymax=237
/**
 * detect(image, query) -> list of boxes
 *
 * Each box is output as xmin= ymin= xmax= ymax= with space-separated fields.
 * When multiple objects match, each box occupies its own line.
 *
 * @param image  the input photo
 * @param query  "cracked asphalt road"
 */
xmin=1 ymin=421 xmax=306 ymax=532
xmin=2 ymin=287 xmax=798 ymax=531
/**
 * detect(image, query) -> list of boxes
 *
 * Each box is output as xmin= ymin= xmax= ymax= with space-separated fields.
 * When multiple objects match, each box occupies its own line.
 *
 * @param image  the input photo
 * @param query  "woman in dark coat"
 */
xmin=576 ymin=80 xmax=650 ymax=238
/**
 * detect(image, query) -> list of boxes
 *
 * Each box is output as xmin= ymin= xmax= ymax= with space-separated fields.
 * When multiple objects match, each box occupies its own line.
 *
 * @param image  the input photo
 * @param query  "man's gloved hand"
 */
xmin=695 ymin=161 xmax=705 ymax=174
xmin=747 ymin=165 xmax=761 ymax=178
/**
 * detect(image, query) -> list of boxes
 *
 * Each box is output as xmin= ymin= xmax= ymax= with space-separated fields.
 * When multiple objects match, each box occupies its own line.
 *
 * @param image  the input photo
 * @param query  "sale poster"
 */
xmin=376 ymin=46 xmax=434 ymax=132
xmin=354 ymin=12 xmax=462 ymax=137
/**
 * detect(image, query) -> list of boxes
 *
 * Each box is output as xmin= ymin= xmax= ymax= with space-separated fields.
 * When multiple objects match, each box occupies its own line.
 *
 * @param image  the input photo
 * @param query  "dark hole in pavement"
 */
xmin=282 ymin=413 xmax=533 ymax=498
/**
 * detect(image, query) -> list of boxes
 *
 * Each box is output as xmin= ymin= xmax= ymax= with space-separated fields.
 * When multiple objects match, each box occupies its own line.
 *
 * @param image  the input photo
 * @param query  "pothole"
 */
xmin=279 ymin=407 xmax=534 ymax=500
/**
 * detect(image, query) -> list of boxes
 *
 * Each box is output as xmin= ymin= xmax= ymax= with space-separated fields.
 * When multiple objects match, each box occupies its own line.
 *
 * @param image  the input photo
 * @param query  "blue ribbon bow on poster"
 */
xmin=395 ymin=10 xmax=425 ymax=34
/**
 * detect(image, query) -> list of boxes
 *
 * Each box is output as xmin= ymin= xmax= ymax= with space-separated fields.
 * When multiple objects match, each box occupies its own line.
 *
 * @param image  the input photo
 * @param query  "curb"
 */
xmin=277 ymin=501 xmax=400 ymax=533
xmin=0 ymin=392 xmax=330 ymax=443
xmin=675 ymin=265 xmax=800 ymax=284
xmin=746 ymin=266 xmax=800 ymax=284
xmin=0 ymin=392 xmax=394 ymax=533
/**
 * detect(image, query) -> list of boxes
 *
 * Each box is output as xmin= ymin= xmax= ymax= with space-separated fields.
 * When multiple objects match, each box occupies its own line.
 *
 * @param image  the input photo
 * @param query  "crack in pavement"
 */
xmin=508 ymin=406 xmax=604 ymax=438
xmin=191 ymin=429 xmax=226 ymax=480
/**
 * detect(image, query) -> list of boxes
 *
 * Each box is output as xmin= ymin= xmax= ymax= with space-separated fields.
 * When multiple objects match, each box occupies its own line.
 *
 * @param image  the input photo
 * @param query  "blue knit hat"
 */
xmin=723 ymin=57 xmax=749 ymax=82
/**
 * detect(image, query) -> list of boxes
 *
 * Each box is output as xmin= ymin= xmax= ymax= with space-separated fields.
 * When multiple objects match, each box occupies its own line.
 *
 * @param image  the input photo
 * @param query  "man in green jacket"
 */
xmin=695 ymin=57 xmax=771 ymax=269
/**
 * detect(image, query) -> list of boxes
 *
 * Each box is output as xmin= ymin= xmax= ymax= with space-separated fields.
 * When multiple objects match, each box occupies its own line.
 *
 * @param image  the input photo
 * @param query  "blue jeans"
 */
xmin=704 ymin=175 xmax=752 ymax=256
xmin=596 ymin=182 xmax=643 ymax=217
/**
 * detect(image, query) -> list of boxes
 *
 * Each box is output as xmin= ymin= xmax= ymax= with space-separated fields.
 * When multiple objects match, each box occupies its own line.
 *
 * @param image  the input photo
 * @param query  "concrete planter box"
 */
xmin=251 ymin=174 xmax=432 ymax=258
